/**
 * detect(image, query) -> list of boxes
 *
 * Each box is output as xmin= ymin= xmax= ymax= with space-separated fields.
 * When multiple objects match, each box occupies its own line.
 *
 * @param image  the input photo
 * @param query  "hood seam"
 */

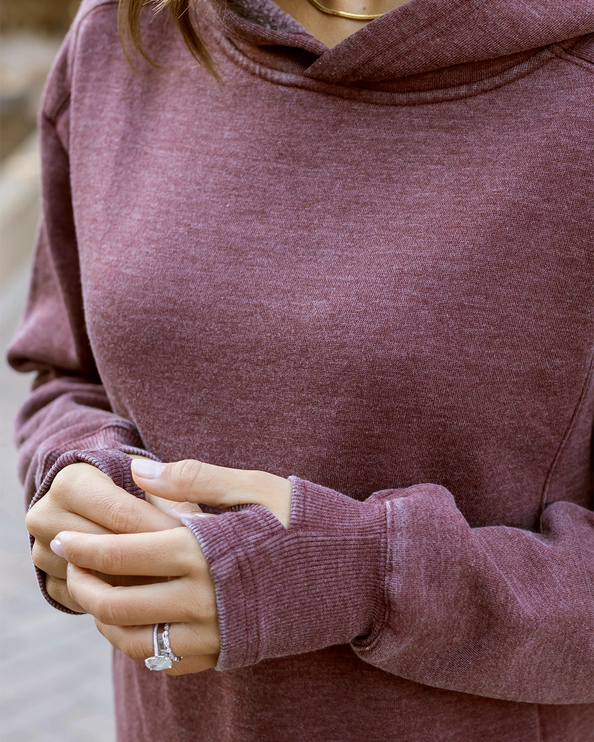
xmin=303 ymin=0 xmax=481 ymax=82
xmin=211 ymin=30 xmax=568 ymax=107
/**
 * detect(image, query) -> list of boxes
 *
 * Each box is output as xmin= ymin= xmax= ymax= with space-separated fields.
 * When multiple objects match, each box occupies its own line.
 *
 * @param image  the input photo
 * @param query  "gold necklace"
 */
xmin=305 ymin=0 xmax=383 ymax=21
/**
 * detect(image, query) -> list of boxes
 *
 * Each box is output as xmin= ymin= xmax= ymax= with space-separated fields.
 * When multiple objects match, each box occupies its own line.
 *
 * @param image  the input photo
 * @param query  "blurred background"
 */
xmin=1 ymin=1 xmax=116 ymax=739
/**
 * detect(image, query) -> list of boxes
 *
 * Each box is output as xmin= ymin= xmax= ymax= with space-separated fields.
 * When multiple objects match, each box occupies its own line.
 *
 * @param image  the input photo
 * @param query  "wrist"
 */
xmin=187 ymin=477 xmax=388 ymax=670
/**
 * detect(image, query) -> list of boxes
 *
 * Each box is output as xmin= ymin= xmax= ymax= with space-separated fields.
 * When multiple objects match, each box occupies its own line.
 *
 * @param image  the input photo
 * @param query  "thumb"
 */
xmin=130 ymin=459 xmax=292 ymax=527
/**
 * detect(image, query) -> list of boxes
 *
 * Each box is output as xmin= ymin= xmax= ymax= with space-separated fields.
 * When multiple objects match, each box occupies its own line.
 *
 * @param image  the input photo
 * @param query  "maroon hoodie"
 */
xmin=7 ymin=0 xmax=594 ymax=740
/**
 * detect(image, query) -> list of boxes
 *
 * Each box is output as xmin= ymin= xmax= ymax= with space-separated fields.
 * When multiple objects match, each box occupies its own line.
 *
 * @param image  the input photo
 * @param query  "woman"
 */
xmin=7 ymin=0 xmax=594 ymax=739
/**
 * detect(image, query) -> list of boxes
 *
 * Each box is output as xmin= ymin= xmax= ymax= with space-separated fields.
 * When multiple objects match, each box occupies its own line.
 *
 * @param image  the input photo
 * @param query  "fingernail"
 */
xmin=131 ymin=459 xmax=165 ymax=479
xmin=50 ymin=538 xmax=64 ymax=558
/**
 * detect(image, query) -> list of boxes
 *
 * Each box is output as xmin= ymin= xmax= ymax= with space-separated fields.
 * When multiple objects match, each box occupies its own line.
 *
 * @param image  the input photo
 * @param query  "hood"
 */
xmin=219 ymin=0 xmax=594 ymax=84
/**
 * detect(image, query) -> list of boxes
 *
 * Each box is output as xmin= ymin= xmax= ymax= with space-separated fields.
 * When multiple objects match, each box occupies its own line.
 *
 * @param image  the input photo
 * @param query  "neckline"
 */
xmin=217 ymin=0 xmax=594 ymax=85
xmin=211 ymin=23 xmax=565 ymax=106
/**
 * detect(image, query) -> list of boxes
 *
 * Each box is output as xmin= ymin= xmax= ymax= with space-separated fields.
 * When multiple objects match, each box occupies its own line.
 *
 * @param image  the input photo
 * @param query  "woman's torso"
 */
xmin=61 ymin=2 xmax=594 ymax=739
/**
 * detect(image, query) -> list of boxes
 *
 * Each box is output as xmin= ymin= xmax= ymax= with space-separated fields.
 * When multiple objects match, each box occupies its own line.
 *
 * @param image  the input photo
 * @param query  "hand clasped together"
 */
xmin=28 ymin=458 xmax=293 ymax=676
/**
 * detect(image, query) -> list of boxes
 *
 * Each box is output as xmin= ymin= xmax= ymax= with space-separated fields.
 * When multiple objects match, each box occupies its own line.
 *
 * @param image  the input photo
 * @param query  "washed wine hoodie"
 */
xmin=7 ymin=0 xmax=594 ymax=740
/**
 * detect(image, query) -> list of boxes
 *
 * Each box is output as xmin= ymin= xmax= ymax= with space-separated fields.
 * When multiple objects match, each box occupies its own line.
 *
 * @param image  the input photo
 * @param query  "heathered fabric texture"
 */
xmin=7 ymin=0 xmax=594 ymax=739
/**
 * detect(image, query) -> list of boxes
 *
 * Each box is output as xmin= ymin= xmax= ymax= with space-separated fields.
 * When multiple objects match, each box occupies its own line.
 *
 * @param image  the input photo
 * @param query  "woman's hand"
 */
xmin=130 ymin=457 xmax=292 ymax=528
xmin=26 ymin=462 xmax=181 ymax=612
xmin=51 ymin=459 xmax=292 ymax=674
xmin=55 ymin=527 xmax=220 ymax=675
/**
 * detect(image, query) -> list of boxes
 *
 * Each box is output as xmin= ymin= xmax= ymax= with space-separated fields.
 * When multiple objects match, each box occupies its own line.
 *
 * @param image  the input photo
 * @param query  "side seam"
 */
xmin=538 ymin=348 xmax=594 ymax=517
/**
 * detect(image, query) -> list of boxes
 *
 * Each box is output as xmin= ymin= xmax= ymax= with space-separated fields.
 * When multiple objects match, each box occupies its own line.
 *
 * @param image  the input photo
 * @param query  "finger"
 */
xmin=132 ymin=458 xmax=248 ymax=503
xmin=51 ymin=466 xmax=181 ymax=534
xmin=143 ymin=492 xmax=213 ymax=522
xmin=26 ymin=497 xmax=113 ymax=544
xmin=96 ymin=617 xmax=218 ymax=674
xmin=33 ymin=537 xmax=171 ymax=584
xmin=56 ymin=528 xmax=204 ymax=577
xmin=46 ymin=575 xmax=86 ymax=613
xmin=33 ymin=540 xmax=68 ymax=578
xmin=131 ymin=458 xmax=292 ymax=525
xmin=95 ymin=620 xmax=220 ymax=661
xmin=31 ymin=508 xmax=117 ymax=578
xmin=67 ymin=565 xmax=217 ymax=626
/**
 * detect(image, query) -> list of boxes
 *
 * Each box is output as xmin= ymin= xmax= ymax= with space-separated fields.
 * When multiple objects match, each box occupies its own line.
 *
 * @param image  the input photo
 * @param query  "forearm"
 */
xmin=187 ymin=476 xmax=594 ymax=704
xmin=16 ymin=376 xmax=146 ymax=504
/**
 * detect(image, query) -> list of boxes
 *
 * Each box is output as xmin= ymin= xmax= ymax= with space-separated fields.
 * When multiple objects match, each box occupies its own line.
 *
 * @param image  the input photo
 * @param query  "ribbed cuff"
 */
xmin=30 ymin=446 xmax=160 ymax=614
xmin=185 ymin=476 xmax=388 ymax=671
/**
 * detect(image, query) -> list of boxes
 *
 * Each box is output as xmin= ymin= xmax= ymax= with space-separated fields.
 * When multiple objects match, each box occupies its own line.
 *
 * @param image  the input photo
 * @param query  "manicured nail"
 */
xmin=131 ymin=459 xmax=165 ymax=479
xmin=50 ymin=538 xmax=64 ymax=558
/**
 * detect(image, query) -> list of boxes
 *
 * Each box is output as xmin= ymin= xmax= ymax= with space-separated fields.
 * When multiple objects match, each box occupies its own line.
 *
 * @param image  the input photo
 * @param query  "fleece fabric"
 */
xmin=7 ymin=0 xmax=594 ymax=739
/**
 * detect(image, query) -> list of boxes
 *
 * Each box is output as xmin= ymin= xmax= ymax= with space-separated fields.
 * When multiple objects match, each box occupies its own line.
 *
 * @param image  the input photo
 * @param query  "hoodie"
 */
xmin=7 ymin=0 xmax=594 ymax=740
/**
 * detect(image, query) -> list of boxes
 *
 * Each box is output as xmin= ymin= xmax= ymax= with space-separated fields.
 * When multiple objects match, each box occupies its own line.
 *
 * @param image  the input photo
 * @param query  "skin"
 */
xmin=26 ymin=463 xmax=181 ymax=613
xmin=273 ymin=0 xmax=411 ymax=48
xmin=28 ymin=459 xmax=292 ymax=675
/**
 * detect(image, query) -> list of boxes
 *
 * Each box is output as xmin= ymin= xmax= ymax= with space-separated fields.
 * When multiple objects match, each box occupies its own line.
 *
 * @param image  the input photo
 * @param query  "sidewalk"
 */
xmin=0 ymin=136 xmax=115 ymax=741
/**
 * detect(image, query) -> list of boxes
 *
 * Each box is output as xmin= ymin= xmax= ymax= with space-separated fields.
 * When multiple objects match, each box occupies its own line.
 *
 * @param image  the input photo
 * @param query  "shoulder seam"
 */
xmin=75 ymin=0 xmax=119 ymax=22
xmin=42 ymin=0 xmax=119 ymax=122
xmin=68 ymin=0 xmax=120 ymax=78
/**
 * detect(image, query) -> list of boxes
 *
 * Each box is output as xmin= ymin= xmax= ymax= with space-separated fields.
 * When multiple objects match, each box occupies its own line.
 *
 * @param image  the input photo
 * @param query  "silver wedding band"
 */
xmin=144 ymin=623 xmax=183 ymax=671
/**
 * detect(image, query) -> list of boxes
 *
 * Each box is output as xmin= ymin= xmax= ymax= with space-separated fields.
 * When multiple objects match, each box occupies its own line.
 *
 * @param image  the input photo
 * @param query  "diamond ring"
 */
xmin=145 ymin=623 xmax=183 ymax=671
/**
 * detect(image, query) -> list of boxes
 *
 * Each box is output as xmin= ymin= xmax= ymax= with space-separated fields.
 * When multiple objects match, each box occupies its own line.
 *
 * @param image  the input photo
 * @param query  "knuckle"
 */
xmin=25 ymin=504 xmax=44 ymax=536
xmin=122 ymin=637 xmax=148 ymax=662
xmin=64 ymin=539 xmax=85 ymax=567
xmin=46 ymin=576 xmax=80 ymax=612
xmin=93 ymin=594 xmax=119 ymax=625
xmin=196 ymin=546 xmax=211 ymax=570
xmin=105 ymin=499 xmax=141 ymax=534
xmin=52 ymin=463 xmax=107 ymax=506
xmin=45 ymin=575 xmax=61 ymax=599
xmin=179 ymin=551 xmax=199 ymax=575
xmin=187 ymin=584 xmax=217 ymax=624
xmin=98 ymin=543 xmax=124 ymax=574
xmin=31 ymin=540 xmax=48 ymax=569
xmin=66 ymin=574 xmax=82 ymax=605
xmin=49 ymin=468 xmax=69 ymax=498
xmin=179 ymin=532 xmax=203 ymax=573
xmin=203 ymin=626 xmax=221 ymax=654
xmin=176 ymin=459 xmax=204 ymax=492
xmin=50 ymin=463 xmax=83 ymax=497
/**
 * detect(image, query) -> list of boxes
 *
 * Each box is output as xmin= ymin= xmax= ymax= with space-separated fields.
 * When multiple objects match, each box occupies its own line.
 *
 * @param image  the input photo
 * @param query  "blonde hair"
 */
xmin=118 ymin=0 xmax=218 ymax=75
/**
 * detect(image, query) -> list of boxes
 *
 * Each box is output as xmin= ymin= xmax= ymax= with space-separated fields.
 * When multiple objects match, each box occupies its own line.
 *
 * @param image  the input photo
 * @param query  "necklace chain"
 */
xmin=305 ymin=0 xmax=384 ymax=21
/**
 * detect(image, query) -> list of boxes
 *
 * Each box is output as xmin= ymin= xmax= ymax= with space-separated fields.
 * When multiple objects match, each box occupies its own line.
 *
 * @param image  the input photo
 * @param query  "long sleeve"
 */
xmin=186 ymin=472 xmax=594 ymax=705
xmin=6 ymin=32 xmax=153 ymax=609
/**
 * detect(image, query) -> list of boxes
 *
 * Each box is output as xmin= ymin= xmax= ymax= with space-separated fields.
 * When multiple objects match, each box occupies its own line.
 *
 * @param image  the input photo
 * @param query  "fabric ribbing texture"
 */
xmin=6 ymin=0 xmax=594 ymax=739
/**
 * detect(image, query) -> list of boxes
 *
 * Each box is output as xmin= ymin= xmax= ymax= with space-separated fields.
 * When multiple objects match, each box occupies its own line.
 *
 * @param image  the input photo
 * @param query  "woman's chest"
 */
xmin=68 ymin=77 xmax=594 ymax=524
